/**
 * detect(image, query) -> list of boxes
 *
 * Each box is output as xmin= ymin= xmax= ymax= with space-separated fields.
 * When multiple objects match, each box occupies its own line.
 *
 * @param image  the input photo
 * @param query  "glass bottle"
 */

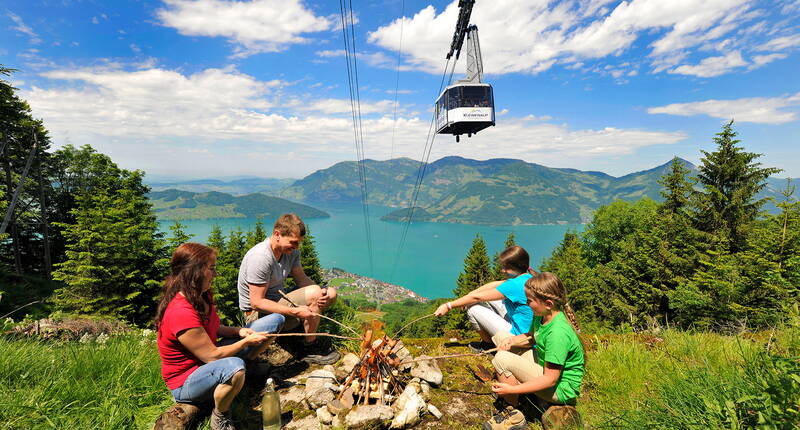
xmin=261 ymin=378 xmax=281 ymax=430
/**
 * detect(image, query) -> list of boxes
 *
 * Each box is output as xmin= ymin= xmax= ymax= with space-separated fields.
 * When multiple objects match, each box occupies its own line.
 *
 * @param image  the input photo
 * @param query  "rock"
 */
xmin=345 ymin=405 xmax=394 ymax=429
xmin=392 ymin=342 xmax=413 ymax=371
xmin=541 ymin=405 xmax=583 ymax=430
xmin=332 ymin=413 xmax=345 ymax=428
xmin=410 ymin=356 xmax=443 ymax=386
xmin=152 ymin=403 xmax=206 ymax=430
xmin=427 ymin=404 xmax=443 ymax=420
xmin=390 ymin=385 xmax=426 ymax=429
xmin=327 ymin=387 xmax=355 ymax=415
xmin=280 ymin=384 xmax=306 ymax=408
xmin=419 ymin=380 xmax=431 ymax=401
xmin=341 ymin=352 xmax=360 ymax=373
xmin=304 ymin=369 xmax=337 ymax=409
xmin=285 ymin=413 xmax=319 ymax=429
xmin=323 ymin=364 xmax=337 ymax=374
xmin=317 ymin=406 xmax=334 ymax=425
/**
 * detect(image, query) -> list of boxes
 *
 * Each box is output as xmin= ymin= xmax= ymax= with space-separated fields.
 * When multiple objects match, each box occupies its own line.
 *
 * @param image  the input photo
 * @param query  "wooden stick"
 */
xmin=392 ymin=312 xmax=437 ymax=337
xmin=399 ymin=347 xmax=499 ymax=364
xmin=279 ymin=289 xmax=361 ymax=336
xmin=259 ymin=332 xmax=361 ymax=340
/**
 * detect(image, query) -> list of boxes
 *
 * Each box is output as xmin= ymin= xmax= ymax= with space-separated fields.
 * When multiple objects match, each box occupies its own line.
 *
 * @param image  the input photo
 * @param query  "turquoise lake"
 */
xmin=159 ymin=204 xmax=583 ymax=299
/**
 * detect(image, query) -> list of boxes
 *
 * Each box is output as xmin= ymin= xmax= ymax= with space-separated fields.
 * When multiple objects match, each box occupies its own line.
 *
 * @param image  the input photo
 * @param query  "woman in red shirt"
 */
xmin=155 ymin=243 xmax=284 ymax=430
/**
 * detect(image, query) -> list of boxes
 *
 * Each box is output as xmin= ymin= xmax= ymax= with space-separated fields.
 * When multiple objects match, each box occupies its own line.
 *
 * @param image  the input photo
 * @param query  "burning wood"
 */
xmin=338 ymin=320 xmax=407 ymax=406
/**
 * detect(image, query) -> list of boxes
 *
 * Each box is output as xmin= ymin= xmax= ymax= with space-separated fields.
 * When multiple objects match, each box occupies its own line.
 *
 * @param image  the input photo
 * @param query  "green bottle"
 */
xmin=261 ymin=378 xmax=281 ymax=430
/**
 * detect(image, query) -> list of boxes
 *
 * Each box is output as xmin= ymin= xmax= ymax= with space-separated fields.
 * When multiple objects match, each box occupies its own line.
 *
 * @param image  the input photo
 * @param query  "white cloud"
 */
xmin=648 ymin=92 xmax=800 ymax=124
xmin=758 ymin=34 xmax=800 ymax=51
xmin=157 ymin=0 xmax=333 ymax=56
xmin=749 ymin=53 xmax=788 ymax=70
xmin=22 ymin=66 xmax=686 ymax=177
xmin=367 ymin=0 xmax=756 ymax=76
xmin=7 ymin=12 xmax=42 ymax=44
xmin=670 ymin=51 xmax=747 ymax=77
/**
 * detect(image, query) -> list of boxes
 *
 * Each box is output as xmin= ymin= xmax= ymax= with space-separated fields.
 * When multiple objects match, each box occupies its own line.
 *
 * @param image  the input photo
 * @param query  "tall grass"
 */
xmin=0 ymin=333 xmax=172 ymax=429
xmin=583 ymin=330 xmax=800 ymax=429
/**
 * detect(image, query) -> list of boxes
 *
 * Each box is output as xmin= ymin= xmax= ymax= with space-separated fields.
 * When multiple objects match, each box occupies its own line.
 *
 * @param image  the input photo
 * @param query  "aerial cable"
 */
xmin=388 ymin=56 xmax=457 ymax=283
xmin=338 ymin=0 xmax=375 ymax=277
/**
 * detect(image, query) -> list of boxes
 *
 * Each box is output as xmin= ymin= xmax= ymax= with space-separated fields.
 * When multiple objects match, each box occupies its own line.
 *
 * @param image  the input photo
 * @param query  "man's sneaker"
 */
xmin=469 ymin=341 xmax=495 ymax=354
xmin=211 ymin=408 xmax=236 ymax=430
xmin=301 ymin=341 xmax=341 ymax=365
xmin=482 ymin=406 xmax=527 ymax=430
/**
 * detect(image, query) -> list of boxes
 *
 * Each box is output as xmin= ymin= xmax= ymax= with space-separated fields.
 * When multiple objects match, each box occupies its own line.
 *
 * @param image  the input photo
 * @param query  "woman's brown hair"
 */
xmin=499 ymin=245 xmax=537 ymax=276
xmin=154 ymin=242 xmax=216 ymax=331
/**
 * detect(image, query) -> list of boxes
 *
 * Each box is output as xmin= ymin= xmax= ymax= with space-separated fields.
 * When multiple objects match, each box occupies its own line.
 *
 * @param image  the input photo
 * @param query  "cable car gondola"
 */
xmin=436 ymin=1 xmax=495 ymax=142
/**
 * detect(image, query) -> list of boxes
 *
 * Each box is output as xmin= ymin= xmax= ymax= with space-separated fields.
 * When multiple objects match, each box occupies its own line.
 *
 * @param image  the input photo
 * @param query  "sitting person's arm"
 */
xmin=492 ymin=362 xmax=562 ymax=395
xmin=249 ymin=282 xmax=313 ymax=318
xmin=217 ymin=325 xmax=257 ymax=339
xmin=177 ymin=327 xmax=268 ymax=363
xmin=434 ymin=283 xmax=505 ymax=315
xmin=496 ymin=332 xmax=534 ymax=350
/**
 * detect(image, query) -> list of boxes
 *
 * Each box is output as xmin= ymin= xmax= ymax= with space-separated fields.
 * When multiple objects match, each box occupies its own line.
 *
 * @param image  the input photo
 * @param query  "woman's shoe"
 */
xmin=211 ymin=408 xmax=236 ymax=430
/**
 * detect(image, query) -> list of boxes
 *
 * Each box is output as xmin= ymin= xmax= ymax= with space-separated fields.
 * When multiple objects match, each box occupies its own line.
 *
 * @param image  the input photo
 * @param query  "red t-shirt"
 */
xmin=157 ymin=294 xmax=220 ymax=390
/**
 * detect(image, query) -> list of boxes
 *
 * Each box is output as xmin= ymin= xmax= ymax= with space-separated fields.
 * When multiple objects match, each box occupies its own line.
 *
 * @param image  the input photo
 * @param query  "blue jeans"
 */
xmin=171 ymin=357 xmax=245 ymax=403
xmin=171 ymin=314 xmax=285 ymax=403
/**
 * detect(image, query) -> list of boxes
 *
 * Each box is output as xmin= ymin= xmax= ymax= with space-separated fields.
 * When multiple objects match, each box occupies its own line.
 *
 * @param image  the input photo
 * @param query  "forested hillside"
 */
xmin=280 ymin=156 xmax=789 ymax=225
xmin=148 ymin=189 xmax=329 ymax=220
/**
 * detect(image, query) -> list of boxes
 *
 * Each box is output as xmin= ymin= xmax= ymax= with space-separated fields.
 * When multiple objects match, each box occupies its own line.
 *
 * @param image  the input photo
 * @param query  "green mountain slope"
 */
xmin=148 ymin=190 xmax=329 ymax=220
xmin=279 ymin=156 xmax=707 ymax=224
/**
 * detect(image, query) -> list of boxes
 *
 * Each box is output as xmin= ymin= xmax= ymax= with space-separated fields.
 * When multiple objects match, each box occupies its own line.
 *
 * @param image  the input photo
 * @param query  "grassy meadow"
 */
xmin=0 ymin=322 xmax=797 ymax=429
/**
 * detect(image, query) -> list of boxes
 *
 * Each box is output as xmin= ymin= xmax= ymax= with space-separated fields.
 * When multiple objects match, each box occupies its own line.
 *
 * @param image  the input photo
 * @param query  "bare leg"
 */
xmin=497 ymin=372 xmax=520 ymax=407
xmin=303 ymin=286 xmax=323 ymax=343
xmin=213 ymin=370 xmax=245 ymax=413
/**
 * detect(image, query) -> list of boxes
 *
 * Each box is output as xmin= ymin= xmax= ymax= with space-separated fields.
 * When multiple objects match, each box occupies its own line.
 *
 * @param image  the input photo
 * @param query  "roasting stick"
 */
xmin=278 ymin=289 xmax=360 ymax=336
xmin=399 ymin=347 xmax=500 ymax=365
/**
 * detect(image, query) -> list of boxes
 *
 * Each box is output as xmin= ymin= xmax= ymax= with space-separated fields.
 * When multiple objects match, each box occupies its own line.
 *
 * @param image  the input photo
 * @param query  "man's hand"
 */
xmin=292 ymin=305 xmax=315 ymax=319
xmin=238 ymin=327 xmax=255 ymax=338
xmin=317 ymin=287 xmax=332 ymax=308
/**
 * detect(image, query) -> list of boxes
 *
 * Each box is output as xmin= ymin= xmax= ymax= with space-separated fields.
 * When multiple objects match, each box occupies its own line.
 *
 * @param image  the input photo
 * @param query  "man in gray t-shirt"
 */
xmin=237 ymin=213 xmax=339 ymax=364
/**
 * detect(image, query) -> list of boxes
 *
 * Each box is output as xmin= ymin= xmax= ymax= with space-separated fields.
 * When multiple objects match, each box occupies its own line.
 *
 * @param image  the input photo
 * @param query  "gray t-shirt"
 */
xmin=237 ymin=239 xmax=301 ymax=311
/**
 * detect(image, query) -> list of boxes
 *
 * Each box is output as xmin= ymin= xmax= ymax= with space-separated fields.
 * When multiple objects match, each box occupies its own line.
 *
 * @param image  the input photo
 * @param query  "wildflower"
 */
xmin=79 ymin=333 xmax=93 ymax=344
xmin=96 ymin=333 xmax=110 ymax=344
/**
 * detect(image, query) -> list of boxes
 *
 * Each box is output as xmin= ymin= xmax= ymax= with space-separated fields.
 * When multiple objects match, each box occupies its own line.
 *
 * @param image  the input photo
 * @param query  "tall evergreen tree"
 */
xmin=286 ymin=226 xmax=324 ymax=289
xmin=491 ymin=232 xmax=516 ymax=280
xmin=166 ymin=221 xmax=193 ymax=253
xmin=450 ymin=234 xmax=492 ymax=331
xmin=213 ymin=228 xmax=246 ymax=324
xmin=692 ymin=121 xmax=782 ymax=252
xmin=52 ymin=169 xmax=165 ymax=325
xmin=206 ymin=225 xmax=225 ymax=252
xmin=659 ymin=157 xmax=693 ymax=214
xmin=244 ymin=219 xmax=267 ymax=250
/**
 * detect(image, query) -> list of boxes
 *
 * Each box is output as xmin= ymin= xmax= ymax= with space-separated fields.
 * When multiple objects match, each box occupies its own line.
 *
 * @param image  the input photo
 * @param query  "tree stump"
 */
xmin=153 ymin=403 xmax=207 ymax=430
xmin=541 ymin=405 xmax=583 ymax=430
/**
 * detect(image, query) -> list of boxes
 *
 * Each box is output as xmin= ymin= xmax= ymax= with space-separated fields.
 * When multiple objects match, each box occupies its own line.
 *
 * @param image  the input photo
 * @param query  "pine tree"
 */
xmin=659 ymin=157 xmax=693 ymax=214
xmin=692 ymin=120 xmax=782 ymax=252
xmin=207 ymin=225 xmax=225 ymax=252
xmin=52 ymin=170 xmax=165 ymax=325
xmin=491 ymin=232 xmax=516 ymax=280
xmin=450 ymin=234 xmax=492 ymax=331
xmin=286 ymin=226 xmax=324 ymax=289
xmin=166 ymin=221 xmax=193 ymax=253
xmin=245 ymin=219 xmax=267 ymax=250
xmin=213 ymin=228 xmax=246 ymax=324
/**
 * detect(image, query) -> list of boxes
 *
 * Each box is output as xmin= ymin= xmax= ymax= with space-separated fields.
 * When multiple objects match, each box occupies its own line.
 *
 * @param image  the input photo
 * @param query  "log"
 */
xmin=153 ymin=403 xmax=207 ymax=430
xmin=541 ymin=405 xmax=583 ymax=430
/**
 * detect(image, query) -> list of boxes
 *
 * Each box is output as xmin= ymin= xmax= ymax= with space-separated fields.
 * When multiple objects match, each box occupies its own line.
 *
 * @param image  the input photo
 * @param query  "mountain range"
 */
xmin=147 ymin=157 xmax=791 ymax=225
xmin=148 ymin=190 xmax=328 ymax=220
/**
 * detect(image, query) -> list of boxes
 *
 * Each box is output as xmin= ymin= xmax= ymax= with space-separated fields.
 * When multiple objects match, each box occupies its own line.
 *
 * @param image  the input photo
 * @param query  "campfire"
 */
xmin=337 ymin=323 xmax=406 ymax=406
xmin=301 ymin=319 xmax=444 ymax=428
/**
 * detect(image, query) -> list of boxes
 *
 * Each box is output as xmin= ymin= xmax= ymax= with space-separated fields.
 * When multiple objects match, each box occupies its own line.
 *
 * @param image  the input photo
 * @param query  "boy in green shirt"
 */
xmin=484 ymin=272 xmax=585 ymax=430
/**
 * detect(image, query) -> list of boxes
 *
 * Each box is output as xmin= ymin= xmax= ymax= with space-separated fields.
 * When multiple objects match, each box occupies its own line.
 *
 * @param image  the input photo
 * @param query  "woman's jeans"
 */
xmin=171 ymin=313 xmax=284 ymax=403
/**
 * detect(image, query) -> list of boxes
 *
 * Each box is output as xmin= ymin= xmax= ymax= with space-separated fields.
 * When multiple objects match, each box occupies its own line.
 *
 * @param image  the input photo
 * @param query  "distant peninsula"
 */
xmin=148 ymin=189 xmax=329 ymax=220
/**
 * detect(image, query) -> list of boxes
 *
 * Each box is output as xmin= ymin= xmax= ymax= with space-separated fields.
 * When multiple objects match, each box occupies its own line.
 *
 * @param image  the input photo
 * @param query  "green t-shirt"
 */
xmin=532 ymin=311 xmax=585 ymax=403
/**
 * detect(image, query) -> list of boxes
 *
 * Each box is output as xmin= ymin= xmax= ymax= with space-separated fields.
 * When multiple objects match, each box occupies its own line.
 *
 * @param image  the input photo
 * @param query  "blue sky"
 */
xmin=2 ymin=0 xmax=799 ymax=179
